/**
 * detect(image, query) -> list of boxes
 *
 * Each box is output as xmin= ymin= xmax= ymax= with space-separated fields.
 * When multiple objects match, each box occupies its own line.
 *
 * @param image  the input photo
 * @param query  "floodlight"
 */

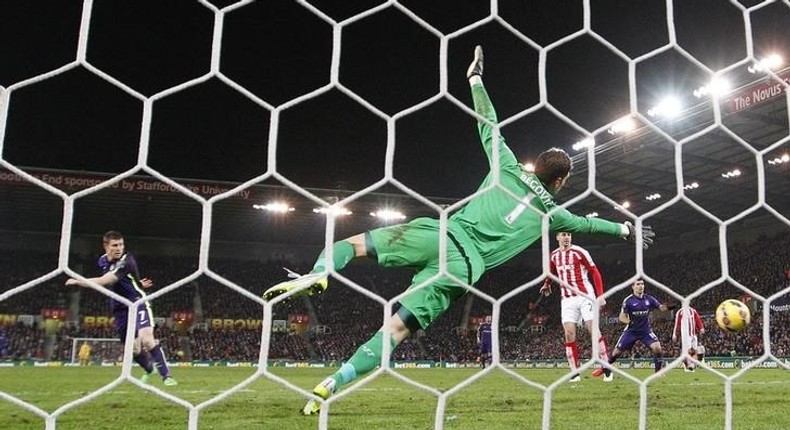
xmin=253 ymin=202 xmax=294 ymax=213
xmin=607 ymin=116 xmax=636 ymax=135
xmin=748 ymin=53 xmax=783 ymax=73
xmin=767 ymin=154 xmax=789 ymax=165
xmin=370 ymin=209 xmax=406 ymax=221
xmin=693 ymin=77 xmax=731 ymax=98
xmin=647 ymin=97 xmax=682 ymax=118
xmin=313 ymin=206 xmax=352 ymax=216
xmin=572 ymin=138 xmax=594 ymax=151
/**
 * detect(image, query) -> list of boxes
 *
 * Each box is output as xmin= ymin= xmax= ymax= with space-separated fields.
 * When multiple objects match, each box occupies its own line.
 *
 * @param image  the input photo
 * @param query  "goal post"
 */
xmin=69 ymin=337 xmax=122 ymax=365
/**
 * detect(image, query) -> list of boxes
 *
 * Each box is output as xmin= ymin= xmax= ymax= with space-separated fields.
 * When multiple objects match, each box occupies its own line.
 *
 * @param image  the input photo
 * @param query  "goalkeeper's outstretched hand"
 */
xmin=624 ymin=221 xmax=655 ymax=249
xmin=467 ymin=45 xmax=484 ymax=79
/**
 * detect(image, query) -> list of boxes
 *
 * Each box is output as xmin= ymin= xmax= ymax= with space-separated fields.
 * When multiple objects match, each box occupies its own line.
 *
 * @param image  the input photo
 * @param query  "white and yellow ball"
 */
xmin=715 ymin=299 xmax=751 ymax=333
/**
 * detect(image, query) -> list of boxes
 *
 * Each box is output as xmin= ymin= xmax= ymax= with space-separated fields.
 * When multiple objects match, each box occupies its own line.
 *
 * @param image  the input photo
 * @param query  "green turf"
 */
xmin=1 ymin=366 xmax=788 ymax=429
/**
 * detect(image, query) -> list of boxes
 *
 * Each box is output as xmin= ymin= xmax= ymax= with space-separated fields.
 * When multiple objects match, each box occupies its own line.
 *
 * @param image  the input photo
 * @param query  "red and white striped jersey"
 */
xmin=547 ymin=245 xmax=604 ymax=299
xmin=673 ymin=307 xmax=704 ymax=338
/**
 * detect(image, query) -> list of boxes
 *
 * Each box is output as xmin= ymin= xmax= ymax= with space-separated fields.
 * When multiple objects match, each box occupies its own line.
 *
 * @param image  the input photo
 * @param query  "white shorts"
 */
xmin=682 ymin=334 xmax=699 ymax=354
xmin=561 ymin=295 xmax=596 ymax=325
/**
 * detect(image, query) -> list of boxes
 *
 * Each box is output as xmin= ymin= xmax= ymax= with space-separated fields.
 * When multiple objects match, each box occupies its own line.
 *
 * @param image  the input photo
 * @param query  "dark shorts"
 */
xmin=369 ymin=217 xmax=484 ymax=330
xmin=479 ymin=340 xmax=492 ymax=355
xmin=113 ymin=302 xmax=155 ymax=339
xmin=615 ymin=329 xmax=659 ymax=351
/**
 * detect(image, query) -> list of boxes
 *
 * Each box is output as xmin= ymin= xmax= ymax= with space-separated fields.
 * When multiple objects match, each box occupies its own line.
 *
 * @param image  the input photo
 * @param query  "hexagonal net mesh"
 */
xmin=0 ymin=1 xmax=788 ymax=430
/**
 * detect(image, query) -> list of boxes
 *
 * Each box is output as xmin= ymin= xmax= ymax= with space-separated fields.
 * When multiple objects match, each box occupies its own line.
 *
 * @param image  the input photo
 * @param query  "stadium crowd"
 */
xmin=0 ymin=231 xmax=788 ymax=364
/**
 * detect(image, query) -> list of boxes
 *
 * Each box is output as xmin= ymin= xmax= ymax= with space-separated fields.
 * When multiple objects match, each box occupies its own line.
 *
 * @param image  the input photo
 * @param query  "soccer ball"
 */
xmin=715 ymin=299 xmax=751 ymax=333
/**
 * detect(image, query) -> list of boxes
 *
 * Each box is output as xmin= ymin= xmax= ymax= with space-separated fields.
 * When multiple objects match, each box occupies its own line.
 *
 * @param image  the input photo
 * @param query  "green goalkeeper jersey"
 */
xmin=450 ymin=84 xmax=623 ymax=270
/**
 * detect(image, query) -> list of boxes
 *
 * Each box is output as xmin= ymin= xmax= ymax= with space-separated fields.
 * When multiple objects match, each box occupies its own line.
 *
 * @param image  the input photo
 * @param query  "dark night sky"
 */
xmin=0 ymin=0 xmax=785 ymax=201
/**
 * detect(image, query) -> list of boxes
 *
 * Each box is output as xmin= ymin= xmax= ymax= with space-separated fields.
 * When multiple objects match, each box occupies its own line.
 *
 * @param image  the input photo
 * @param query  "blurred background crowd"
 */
xmin=1 ymin=231 xmax=787 ymax=365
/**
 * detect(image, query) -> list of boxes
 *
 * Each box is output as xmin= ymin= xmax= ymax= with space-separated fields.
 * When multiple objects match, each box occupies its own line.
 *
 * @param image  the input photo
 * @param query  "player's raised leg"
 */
xmin=262 ymin=237 xmax=365 ymax=301
xmin=302 ymin=318 xmax=405 ymax=415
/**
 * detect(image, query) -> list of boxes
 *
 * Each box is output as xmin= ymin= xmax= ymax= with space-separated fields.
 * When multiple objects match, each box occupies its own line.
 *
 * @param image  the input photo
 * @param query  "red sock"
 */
xmin=598 ymin=336 xmax=610 ymax=362
xmin=565 ymin=342 xmax=579 ymax=371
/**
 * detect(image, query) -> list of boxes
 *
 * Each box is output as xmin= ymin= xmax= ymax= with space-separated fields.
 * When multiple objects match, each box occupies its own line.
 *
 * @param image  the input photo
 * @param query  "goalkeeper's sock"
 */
xmin=330 ymin=331 xmax=395 ymax=390
xmin=149 ymin=344 xmax=172 ymax=378
xmin=312 ymin=241 xmax=355 ymax=273
xmin=133 ymin=350 xmax=154 ymax=374
xmin=653 ymin=351 xmax=664 ymax=373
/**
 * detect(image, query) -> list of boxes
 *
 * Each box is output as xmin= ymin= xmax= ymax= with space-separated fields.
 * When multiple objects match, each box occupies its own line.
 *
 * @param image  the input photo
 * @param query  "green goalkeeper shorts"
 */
xmin=368 ymin=217 xmax=484 ymax=330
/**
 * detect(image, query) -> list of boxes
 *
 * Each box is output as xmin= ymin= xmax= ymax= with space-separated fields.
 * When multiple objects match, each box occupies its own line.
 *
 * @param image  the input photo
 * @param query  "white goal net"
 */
xmin=0 ymin=1 xmax=788 ymax=430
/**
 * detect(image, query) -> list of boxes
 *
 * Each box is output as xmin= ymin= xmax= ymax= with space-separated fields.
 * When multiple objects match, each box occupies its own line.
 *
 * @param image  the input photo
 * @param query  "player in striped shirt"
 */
xmin=672 ymin=305 xmax=705 ymax=372
xmin=540 ymin=232 xmax=611 ymax=382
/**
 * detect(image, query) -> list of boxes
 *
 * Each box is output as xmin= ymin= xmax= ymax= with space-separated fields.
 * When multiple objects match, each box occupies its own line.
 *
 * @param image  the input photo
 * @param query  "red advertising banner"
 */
xmin=171 ymin=311 xmax=194 ymax=322
xmin=41 ymin=308 xmax=68 ymax=319
xmin=725 ymin=69 xmax=790 ymax=113
xmin=288 ymin=314 xmax=309 ymax=324
xmin=0 ymin=170 xmax=255 ymax=199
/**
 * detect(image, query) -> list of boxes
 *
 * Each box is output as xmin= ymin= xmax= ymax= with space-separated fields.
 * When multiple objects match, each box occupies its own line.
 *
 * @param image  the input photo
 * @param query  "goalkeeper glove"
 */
xmin=467 ymin=45 xmax=484 ymax=79
xmin=624 ymin=221 xmax=655 ymax=249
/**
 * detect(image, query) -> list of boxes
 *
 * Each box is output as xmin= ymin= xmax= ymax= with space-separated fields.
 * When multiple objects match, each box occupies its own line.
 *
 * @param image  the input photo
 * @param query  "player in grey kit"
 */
xmin=593 ymin=279 xmax=674 ymax=378
xmin=66 ymin=231 xmax=177 ymax=386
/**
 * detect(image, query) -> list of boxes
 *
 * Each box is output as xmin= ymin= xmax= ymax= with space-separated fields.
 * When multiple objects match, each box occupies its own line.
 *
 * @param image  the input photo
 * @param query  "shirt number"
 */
xmin=504 ymin=193 xmax=535 ymax=225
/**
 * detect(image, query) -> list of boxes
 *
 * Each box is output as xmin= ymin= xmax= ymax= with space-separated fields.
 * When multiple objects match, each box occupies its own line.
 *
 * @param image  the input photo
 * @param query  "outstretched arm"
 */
xmin=65 ymin=272 xmax=118 ymax=288
xmin=467 ymin=46 xmax=519 ymax=172
xmin=550 ymin=208 xmax=655 ymax=249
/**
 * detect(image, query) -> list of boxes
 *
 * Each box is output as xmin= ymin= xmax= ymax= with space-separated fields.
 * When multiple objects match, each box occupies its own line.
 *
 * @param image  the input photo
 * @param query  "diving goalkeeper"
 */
xmin=263 ymin=45 xmax=655 ymax=415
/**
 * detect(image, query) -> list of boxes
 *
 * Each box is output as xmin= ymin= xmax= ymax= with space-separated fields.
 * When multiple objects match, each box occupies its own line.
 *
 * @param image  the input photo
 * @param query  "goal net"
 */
xmin=0 ymin=1 xmax=788 ymax=430
xmin=69 ymin=337 xmax=122 ymax=365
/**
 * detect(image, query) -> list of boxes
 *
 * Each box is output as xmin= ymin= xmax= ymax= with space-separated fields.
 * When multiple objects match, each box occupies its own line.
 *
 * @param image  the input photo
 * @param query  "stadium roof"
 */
xmin=1 ymin=1 xmax=788 ymax=251
xmin=1 ymin=72 xmax=787 ymax=248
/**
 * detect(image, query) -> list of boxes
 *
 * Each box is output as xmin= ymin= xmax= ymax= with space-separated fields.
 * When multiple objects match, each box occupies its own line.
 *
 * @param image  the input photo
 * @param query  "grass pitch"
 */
xmin=1 ymin=366 xmax=788 ymax=429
